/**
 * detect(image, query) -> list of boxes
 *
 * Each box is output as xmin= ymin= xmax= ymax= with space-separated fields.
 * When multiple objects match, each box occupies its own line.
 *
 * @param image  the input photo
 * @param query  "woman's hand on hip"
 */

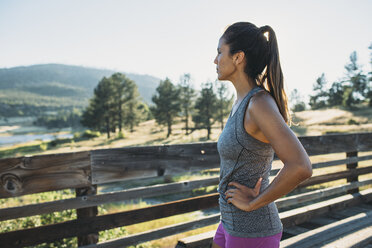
xmin=225 ymin=178 xmax=262 ymax=212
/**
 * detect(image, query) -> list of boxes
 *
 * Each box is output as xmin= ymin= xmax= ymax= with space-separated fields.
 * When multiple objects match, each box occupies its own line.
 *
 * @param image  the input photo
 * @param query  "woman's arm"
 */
xmin=225 ymin=92 xmax=312 ymax=211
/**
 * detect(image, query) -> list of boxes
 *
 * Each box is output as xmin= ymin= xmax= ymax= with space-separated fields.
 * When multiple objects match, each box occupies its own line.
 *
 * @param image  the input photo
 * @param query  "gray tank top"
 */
xmin=217 ymin=86 xmax=283 ymax=237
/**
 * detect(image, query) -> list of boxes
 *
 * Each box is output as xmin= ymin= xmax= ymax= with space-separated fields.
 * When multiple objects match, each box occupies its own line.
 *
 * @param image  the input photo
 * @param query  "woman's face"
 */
xmin=214 ymin=38 xmax=236 ymax=81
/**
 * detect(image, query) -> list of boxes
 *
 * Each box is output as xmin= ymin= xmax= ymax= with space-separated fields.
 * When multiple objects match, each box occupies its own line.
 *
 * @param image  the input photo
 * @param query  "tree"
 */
xmin=309 ymin=73 xmax=328 ymax=109
xmin=151 ymin=78 xmax=181 ymax=138
xmin=192 ymin=82 xmax=217 ymax=139
xmin=110 ymin=73 xmax=142 ymax=133
xmin=137 ymin=102 xmax=153 ymax=121
xmin=81 ymin=73 xmax=143 ymax=137
xmin=122 ymin=83 xmax=142 ymax=132
xmin=81 ymin=99 xmax=101 ymax=130
xmin=111 ymin=73 xmax=126 ymax=133
xmin=178 ymin=74 xmax=196 ymax=135
xmin=215 ymin=82 xmax=234 ymax=130
xmin=327 ymin=81 xmax=344 ymax=106
xmin=35 ymin=108 xmax=82 ymax=129
xmin=342 ymin=51 xmax=368 ymax=107
xmin=90 ymin=77 xmax=116 ymax=138
xmin=289 ymin=89 xmax=306 ymax=112
xmin=367 ymin=43 xmax=372 ymax=106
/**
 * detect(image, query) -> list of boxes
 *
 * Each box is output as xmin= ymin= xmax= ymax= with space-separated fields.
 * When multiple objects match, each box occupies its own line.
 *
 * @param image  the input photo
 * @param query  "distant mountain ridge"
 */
xmin=0 ymin=64 xmax=160 ymax=104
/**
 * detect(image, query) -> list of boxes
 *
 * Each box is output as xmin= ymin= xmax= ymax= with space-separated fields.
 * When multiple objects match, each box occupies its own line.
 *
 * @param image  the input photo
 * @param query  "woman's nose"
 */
xmin=214 ymin=56 xmax=217 ymax=64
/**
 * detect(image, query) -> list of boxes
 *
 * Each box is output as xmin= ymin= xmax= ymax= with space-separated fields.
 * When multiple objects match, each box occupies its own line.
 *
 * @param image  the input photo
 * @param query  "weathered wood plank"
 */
xmin=276 ymin=178 xmax=372 ymax=209
xmin=0 ymin=151 xmax=91 ymax=198
xmin=176 ymin=230 xmax=216 ymax=248
xmin=357 ymin=203 xmax=372 ymax=211
xmin=0 ymin=177 xmax=219 ymax=221
xmin=326 ymin=206 xmax=367 ymax=220
xmin=279 ymin=188 xmax=372 ymax=228
xmin=90 ymin=143 xmax=220 ymax=184
xmin=311 ymin=154 xmax=372 ymax=170
xmin=0 ymin=193 xmax=219 ymax=247
xmin=284 ymin=226 xmax=310 ymax=236
xmin=299 ymin=132 xmax=372 ymax=155
xmin=306 ymin=216 xmax=336 ymax=226
xmin=321 ymin=225 xmax=372 ymax=248
xmin=281 ymin=210 xmax=372 ymax=248
xmin=81 ymin=214 xmax=220 ymax=248
xmin=298 ymin=166 xmax=372 ymax=187
xmin=270 ymin=154 xmax=372 ymax=176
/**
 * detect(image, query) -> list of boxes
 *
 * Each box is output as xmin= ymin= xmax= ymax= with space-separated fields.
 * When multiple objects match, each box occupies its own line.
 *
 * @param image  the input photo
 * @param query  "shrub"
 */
xmin=117 ymin=131 xmax=125 ymax=139
xmin=292 ymin=103 xmax=306 ymax=112
xmin=49 ymin=140 xmax=58 ymax=147
xmin=347 ymin=118 xmax=359 ymax=125
xmin=39 ymin=143 xmax=48 ymax=151
xmin=82 ymin=130 xmax=101 ymax=138
xmin=73 ymin=132 xmax=81 ymax=140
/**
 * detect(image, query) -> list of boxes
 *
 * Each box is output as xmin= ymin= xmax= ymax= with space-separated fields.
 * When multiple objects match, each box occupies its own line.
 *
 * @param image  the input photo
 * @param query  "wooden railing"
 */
xmin=0 ymin=132 xmax=372 ymax=247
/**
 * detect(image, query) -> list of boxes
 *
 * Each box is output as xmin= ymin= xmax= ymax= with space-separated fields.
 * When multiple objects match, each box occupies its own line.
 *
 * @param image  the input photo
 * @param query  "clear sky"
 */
xmin=0 ymin=0 xmax=371 ymax=99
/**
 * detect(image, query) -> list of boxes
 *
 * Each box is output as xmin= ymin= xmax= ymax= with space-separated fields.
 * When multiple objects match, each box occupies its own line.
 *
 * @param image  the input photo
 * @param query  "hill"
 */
xmin=0 ymin=64 xmax=160 ymax=116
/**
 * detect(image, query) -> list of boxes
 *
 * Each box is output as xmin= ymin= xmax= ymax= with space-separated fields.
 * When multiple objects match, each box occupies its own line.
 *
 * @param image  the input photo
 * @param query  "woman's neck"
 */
xmin=230 ymin=73 xmax=257 ymax=100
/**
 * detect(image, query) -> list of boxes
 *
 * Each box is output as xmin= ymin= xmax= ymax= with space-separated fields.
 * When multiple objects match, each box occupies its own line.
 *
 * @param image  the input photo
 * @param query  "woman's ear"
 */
xmin=234 ymin=51 xmax=245 ymax=65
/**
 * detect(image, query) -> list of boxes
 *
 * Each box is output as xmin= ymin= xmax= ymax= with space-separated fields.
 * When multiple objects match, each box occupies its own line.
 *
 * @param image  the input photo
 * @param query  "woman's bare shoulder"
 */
xmin=248 ymin=89 xmax=281 ymax=116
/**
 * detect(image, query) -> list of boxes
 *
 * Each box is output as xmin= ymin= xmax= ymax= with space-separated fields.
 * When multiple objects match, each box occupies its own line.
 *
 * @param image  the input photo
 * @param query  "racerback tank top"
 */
xmin=217 ymin=86 xmax=283 ymax=237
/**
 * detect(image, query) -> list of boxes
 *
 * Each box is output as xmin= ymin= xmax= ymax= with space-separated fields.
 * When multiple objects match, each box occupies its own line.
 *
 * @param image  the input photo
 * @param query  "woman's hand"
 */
xmin=225 ymin=178 xmax=262 ymax=212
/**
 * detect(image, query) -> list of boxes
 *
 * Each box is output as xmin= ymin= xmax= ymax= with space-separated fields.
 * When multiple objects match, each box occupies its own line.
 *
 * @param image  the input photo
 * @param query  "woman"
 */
xmin=213 ymin=22 xmax=312 ymax=248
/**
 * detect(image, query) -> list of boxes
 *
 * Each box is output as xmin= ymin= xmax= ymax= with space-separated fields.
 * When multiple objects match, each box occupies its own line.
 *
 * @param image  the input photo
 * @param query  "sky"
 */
xmin=0 ymin=0 xmax=371 ymax=100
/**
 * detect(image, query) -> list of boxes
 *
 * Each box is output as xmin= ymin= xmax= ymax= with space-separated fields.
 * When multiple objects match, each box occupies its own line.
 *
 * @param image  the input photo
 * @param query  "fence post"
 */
xmin=346 ymin=151 xmax=358 ymax=194
xmin=75 ymin=185 xmax=98 ymax=246
xmin=157 ymin=168 xmax=165 ymax=176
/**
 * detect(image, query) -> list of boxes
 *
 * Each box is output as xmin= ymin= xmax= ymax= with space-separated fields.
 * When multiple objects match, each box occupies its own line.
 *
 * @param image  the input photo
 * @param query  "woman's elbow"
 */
xmin=299 ymin=162 xmax=313 ymax=180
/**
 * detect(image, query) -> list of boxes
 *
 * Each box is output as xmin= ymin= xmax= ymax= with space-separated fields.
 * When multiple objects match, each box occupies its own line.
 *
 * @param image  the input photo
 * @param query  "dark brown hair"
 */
xmin=221 ymin=22 xmax=290 ymax=124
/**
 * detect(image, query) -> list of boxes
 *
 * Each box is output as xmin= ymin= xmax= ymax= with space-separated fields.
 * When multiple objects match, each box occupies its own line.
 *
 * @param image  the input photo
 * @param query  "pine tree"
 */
xmin=179 ymin=73 xmax=196 ymax=135
xmin=81 ymin=99 xmax=101 ymax=130
xmin=309 ymin=73 xmax=328 ymax=109
xmin=111 ymin=73 xmax=142 ymax=133
xmin=327 ymin=81 xmax=344 ymax=106
xmin=367 ymin=43 xmax=372 ymax=106
xmin=192 ymin=82 xmax=217 ymax=139
xmin=151 ymin=78 xmax=181 ymax=137
xmin=111 ymin=73 xmax=126 ymax=133
xmin=91 ymin=77 xmax=116 ymax=138
xmin=215 ymin=82 xmax=233 ymax=130
xmin=289 ymin=89 xmax=306 ymax=112
xmin=342 ymin=51 xmax=368 ymax=107
xmin=123 ymin=80 xmax=141 ymax=132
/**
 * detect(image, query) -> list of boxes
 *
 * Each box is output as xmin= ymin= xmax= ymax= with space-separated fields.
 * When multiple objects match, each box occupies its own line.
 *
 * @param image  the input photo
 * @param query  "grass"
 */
xmin=292 ymin=105 xmax=372 ymax=136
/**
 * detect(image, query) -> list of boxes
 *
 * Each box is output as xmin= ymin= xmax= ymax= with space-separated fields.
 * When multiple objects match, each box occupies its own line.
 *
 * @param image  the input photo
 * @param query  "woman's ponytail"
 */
xmin=259 ymin=25 xmax=291 ymax=125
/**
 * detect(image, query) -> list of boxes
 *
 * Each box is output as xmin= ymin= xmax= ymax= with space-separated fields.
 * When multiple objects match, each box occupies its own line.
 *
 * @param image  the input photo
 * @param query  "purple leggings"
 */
xmin=213 ymin=222 xmax=282 ymax=248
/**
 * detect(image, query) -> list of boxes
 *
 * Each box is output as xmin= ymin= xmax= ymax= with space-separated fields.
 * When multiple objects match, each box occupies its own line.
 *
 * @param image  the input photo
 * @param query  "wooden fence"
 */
xmin=0 ymin=132 xmax=372 ymax=247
